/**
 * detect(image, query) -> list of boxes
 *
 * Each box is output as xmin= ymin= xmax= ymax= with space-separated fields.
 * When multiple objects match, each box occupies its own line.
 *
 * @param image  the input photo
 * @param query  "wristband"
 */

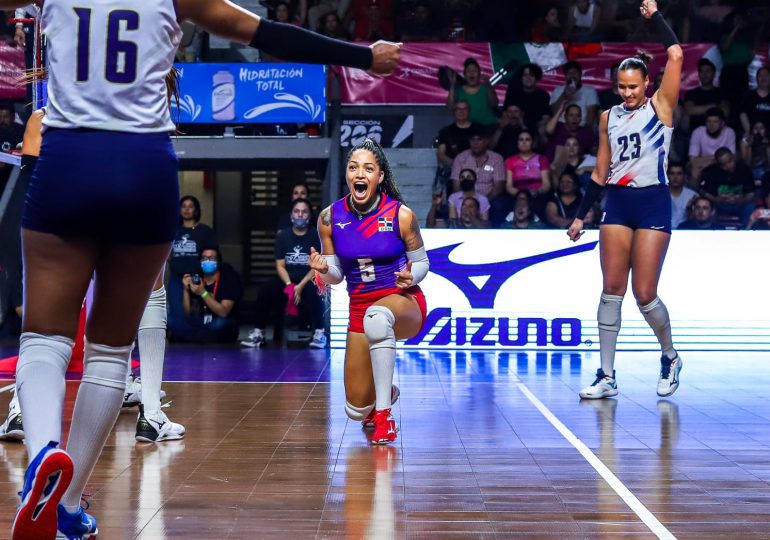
xmin=650 ymin=11 xmax=678 ymax=50
xmin=576 ymin=180 xmax=604 ymax=220
xmin=201 ymin=291 xmax=210 ymax=298
xmin=285 ymin=281 xmax=292 ymax=286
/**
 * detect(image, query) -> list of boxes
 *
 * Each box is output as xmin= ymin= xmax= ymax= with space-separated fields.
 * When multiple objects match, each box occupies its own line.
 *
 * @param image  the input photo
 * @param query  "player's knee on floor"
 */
xmin=345 ymin=400 xmax=374 ymax=421
xmin=363 ymin=305 xmax=396 ymax=350
xmin=597 ymin=293 xmax=623 ymax=333
xmin=139 ymin=286 xmax=167 ymax=331
xmin=82 ymin=341 xmax=133 ymax=390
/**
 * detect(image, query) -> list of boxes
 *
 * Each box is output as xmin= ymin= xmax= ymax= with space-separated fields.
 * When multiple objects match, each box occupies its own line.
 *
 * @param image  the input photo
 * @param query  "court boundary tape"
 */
xmin=516 ymin=382 xmax=677 ymax=540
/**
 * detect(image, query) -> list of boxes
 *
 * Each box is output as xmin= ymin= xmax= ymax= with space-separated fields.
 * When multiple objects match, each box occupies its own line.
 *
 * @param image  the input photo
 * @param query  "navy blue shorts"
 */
xmin=23 ymin=128 xmax=179 ymax=245
xmin=601 ymin=185 xmax=672 ymax=234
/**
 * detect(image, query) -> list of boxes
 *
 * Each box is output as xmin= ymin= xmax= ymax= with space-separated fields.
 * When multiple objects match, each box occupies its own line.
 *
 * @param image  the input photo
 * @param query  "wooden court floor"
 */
xmin=1 ymin=348 xmax=770 ymax=539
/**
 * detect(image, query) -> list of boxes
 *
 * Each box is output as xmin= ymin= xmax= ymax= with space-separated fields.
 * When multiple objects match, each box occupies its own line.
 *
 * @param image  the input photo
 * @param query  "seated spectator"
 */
xmin=241 ymin=199 xmax=325 ymax=348
xmin=598 ymin=63 xmax=624 ymax=111
xmin=700 ymin=147 xmax=756 ymax=227
xmin=566 ymin=0 xmax=601 ymax=41
xmin=168 ymin=246 xmax=243 ymax=343
xmin=441 ymin=0 xmax=475 ymax=41
xmin=436 ymin=100 xmax=474 ymax=188
xmin=426 ymin=191 xmax=449 ymax=228
xmin=490 ymin=104 xmax=525 ymax=159
xmin=545 ymin=103 xmax=595 ymax=162
xmin=168 ymin=196 xmax=218 ymax=328
xmin=739 ymin=67 xmax=770 ymax=140
xmin=318 ymin=10 xmax=350 ymax=40
xmin=549 ymin=61 xmax=599 ymax=128
xmin=345 ymin=0 xmax=394 ymax=41
xmin=505 ymin=192 xmax=545 ymax=229
xmin=0 ymin=101 xmax=23 ymax=192
xmin=684 ymin=58 xmax=730 ymax=130
xmin=551 ymin=136 xmax=594 ymax=186
xmin=689 ymin=107 xmax=736 ymax=181
xmin=448 ymin=196 xmax=487 ymax=229
xmin=531 ymin=5 xmax=562 ymax=43
xmin=447 ymin=57 xmax=499 ymax=128
xmin=740 ymin=121 xmax=770 ymax=185
xmin=677 ymin=197 xmax=725 ymax=230
xmin=545 ymin=171 xmax=582 ymax=228
xmin=668 ymin=162 xmax=698 ymax=229
xmin=450 ymin=124 xmax=505 ymax=199
xmin=448 ymin=169 xmax=490 ymax=223
xmin=503 ymin=63 xmax=552 ymax=134
xmin=0 ymin=264 xmax=22 ymax=338
xmin=746 ymin=188 xmax=770 ymax=229
xmin=273 ymin=1 xmax=303 ymax=25
xmin=400 ymin=2 xmax=439 ymax=41
xmin=309 ymin=0 xmax=350 ymax=37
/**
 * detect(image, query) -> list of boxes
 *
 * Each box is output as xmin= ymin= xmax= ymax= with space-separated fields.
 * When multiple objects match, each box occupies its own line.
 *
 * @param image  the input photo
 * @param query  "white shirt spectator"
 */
xmin=550 ymin=84 xmax=599 ymax=127
xmin=671 ymin=186 xmax=698 ymax=228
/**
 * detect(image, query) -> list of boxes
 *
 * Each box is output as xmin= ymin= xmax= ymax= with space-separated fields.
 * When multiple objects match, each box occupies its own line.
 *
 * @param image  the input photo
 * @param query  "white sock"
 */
xmin=639 ymin=297 xmax=676 ymax=359
xmin=371 ymin=347 xmax=396 ymax=411
xmin=138 ymin=328 xmax=166 ymax=416
xmin=15 ymin=333 xmax=73 ymax=458
xmin=61 ymin=340 xmax=131 ymax=511
xmin=125 ymin=346 xmax=134 ymax=388
xmin=598 ymin=293 xmax=623 ymax=376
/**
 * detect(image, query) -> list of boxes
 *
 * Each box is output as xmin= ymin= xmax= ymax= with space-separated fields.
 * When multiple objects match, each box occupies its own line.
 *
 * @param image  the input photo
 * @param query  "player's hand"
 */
xmin=566 ymin=219 xmax=585 ymax=242
xmin=14 ymin=27 xmax=24 ymax=48
xmin=308 ymin=247 xmax=329 ymax=274
xmin=394 ymin=260 xmax=413 ymax=289
xmin=369 ymin=40 xmax=402 ymax=76
xmin=640 ymin=0 xmax=658 ymax=19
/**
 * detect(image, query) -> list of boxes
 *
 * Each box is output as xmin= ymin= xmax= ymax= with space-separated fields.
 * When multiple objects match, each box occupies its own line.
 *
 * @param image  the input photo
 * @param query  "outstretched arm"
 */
xmin=643 ymin=1 xmax=683 ymax=126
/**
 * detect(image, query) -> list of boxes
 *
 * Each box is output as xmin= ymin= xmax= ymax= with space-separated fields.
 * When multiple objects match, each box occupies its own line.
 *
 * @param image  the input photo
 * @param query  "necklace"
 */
xmin=350 ymin=194 xmax=381 ymax=218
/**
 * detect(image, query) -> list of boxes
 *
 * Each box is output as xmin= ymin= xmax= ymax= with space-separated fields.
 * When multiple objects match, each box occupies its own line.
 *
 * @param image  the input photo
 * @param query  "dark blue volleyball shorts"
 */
xmin=23 ymin=128 xmax=179 ymax=245
xmin=601 ymin=184 xmax=672 ymax=234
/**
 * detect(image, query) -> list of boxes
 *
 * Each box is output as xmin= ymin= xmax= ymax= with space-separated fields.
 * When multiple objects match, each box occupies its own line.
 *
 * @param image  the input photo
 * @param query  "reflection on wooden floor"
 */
xmin=1 ymin=349 xmax=770 ymax=538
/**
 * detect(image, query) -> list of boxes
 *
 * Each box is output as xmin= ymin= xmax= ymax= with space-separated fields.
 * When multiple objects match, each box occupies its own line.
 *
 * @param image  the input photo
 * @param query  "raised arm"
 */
xmin=643 ymin=1 xmax=683 ymax=127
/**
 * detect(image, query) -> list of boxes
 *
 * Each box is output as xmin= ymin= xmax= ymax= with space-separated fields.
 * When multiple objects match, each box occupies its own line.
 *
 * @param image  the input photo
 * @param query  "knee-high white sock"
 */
xmin=15 ymin=332 xmax=73 ymax=458
xmin=639 ymin=297 xmax=676 ymax=359
xmin=598 ymin=293 xmax=623 ymax=376
xmin=61 ymin=340 xmax=131 ymax=511
xmin=364 ymin=306 xmax=397 ymax=411
xmin=138 ymin=286 xmax=167 ymax=416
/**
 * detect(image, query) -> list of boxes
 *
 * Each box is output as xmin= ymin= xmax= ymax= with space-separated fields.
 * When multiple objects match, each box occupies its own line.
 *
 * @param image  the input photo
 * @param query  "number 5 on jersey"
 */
xmin=74 ymin=8 xmax=139 ymax=84
xmin=357 ymin=258 xmax=375 ymax=283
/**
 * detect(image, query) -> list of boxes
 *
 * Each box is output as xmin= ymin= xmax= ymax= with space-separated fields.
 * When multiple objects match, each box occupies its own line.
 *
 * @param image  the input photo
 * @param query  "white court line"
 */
xmin=516 ymin=382 xmax=677 ymax=540
xmin=0 ymin=383 xmax=15 ymax=393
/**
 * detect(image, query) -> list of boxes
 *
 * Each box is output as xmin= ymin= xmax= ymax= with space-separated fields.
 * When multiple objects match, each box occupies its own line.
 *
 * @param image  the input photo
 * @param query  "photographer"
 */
xmin=168 ymin=246 xmax=243 ymax=343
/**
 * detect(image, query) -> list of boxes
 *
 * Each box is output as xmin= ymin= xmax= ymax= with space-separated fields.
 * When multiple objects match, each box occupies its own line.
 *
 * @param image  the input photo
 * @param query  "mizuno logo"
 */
xmin=336 ymin=221 xmax=352 ymax=229
xmin=651 ymin=225 xmax=665 ymax=230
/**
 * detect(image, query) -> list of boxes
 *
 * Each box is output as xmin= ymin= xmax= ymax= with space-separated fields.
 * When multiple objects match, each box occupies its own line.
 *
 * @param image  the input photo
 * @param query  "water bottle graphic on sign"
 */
xmin=212 ymin=70 xmax=235 ymax=121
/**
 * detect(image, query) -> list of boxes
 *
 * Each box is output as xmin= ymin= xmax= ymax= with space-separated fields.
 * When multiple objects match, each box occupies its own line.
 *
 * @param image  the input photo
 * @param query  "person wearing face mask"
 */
xmin=276 ymin=182 xmax=318 ymax=231
xmin=447 ymin=169 xmax=490 ymax=224
xmin=241 ymin=198 xmax=326 ymax=349
xmin=168 ymin=246 xmax=243 ymax=343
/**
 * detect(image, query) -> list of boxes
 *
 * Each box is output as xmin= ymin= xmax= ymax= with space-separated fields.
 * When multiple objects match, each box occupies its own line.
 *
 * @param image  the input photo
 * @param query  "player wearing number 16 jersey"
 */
xmin=309 ymin=138 xmax=429 ymax=446
xmin=568 ymin=0 xmax=684 ymax=402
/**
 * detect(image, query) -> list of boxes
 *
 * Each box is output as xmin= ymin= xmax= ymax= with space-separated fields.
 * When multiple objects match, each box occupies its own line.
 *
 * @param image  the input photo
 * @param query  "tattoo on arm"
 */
xmin=404 ymin=212 xmax=424 ymax=251
xmin=320 ymin=208 xmax=331 ymax=226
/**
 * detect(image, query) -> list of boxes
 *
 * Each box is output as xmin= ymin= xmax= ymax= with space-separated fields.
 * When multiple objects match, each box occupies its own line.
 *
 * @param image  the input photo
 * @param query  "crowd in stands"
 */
xmin=428 ymin=55 xmax=770 ymax=231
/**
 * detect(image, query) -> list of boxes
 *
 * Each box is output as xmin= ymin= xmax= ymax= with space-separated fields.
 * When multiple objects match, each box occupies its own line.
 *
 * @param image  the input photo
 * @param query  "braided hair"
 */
xmin=346 ymin=138 xmax=406 ymax=204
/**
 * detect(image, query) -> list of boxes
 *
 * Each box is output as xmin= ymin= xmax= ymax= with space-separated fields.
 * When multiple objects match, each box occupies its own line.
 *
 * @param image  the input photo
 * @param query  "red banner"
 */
xmin=335 ymin=43 xmax=731 ymax=105
xmin=0 ymin=42 xmax=26 ymax=100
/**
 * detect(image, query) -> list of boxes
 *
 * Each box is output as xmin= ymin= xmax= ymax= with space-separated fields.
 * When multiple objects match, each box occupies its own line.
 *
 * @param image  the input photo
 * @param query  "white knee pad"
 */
xmin=363 ymin=305 xmax=396 ymax=351
xmin=81 ymin=341 xmax=132 ymax=390
xmin=16 ymin=332 xmax=73 ymax=381
xmin=345 ymin=400 xmax=374 ymax=421
xmin=139 ymin=286 xmax=167 ymax=331
xmin=597 ymin=293 xmax=623 ymax=333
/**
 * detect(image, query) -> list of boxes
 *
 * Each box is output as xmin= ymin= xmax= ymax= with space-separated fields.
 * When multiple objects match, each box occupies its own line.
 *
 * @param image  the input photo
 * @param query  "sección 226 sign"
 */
xmin=329 ymin=230 xmax=770 ymax=351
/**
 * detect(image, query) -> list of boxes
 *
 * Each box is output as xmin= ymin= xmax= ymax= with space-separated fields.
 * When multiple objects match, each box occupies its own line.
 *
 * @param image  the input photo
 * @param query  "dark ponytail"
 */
xmin=618 ymin=50 xmax=652 ymax=77
xmin=346 ymin=138 xmax=406 ymax=204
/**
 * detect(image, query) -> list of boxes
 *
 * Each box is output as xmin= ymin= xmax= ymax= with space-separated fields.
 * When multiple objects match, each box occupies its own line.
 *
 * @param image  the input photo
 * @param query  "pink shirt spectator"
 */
xmin=689 ymin=125 xmax=736 ymax=158
xmin=448 ymin=191 xmax=490 ymax=216
xmin=450 ymin=149 xmax=506 ymax=197
xmin=505 ymin=153 xmax=550 ymax=191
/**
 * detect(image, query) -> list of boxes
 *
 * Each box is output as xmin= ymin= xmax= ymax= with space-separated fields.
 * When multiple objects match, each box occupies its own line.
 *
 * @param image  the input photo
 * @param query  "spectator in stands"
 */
xmin=309 ymin=0 xmax=351 ymax=36
xmin=718 ymin=10 xmax=755 ymax=109
xmin=739 ymin=67 xmax=770 ymax=138
xmin=490 ymin=104 xmax=525 ymax=159
xmin=345 ymin=0 xmax=394 ymax=41
xmin=598 ymin=63 xmax=624 ymax=111
xmin=168 ymin=196 xmax=218 ymax=327
xmin=545 ymin=102 xmax=595 ymax=162
xmin=318 ymin=10 xmax=350 ymax=40
xmin=668 ymin=162 xmax=698 ymax=229
xmin=0 ymin=101 xmax=23 ymax=191
xmin=436 ymin=100 xmax=474 ymax=183
xmin=700 ymin=147 xmax=756 ymax=227
xmin=503 ymin=63 xmax=552 ymax=136
xmin=746 ymin=189 xmax=770 ymax=229
xmin=448 ymin=196 xmax=487 ymax=229
xmin=566 ymin=0 xmax=601 ymax=41
xmin=277 ymin=182 xmax=317 ymax=230
xmin=531 ymin=5 xmax=562 ymax=43
xmin=0 ymin=264 xmax=22 ymax=338
xmin=273 ymin=1 xmax=303 ymax=25
xmin=677 ymin=196 xmax=724 ymax=230
xmin=551 ymin=136 xmax=594 ymax=186
xmin=740 ymin=120 xmax=770 ymax=185
xmin=450 ymin=124 xmax=505 ymax=199
xmin=447 ymin=57 xmax=499 ymax=128
xmin=684 ymin=58 xmax=730 ymax=130
xmin=549 ymin=61 xmax=599 ymax=128
xmin=400 ymin=2 xmax=439 ymax=41
xmin=241 ymin=198 xmax=325 ymax=348
xmin=505 ymin=191 xmax=544 ymax=229
xmin=441 ymin=0 xmax=476 ymax=41
xmin=545 ymin=171 xmax=582 ymax=229
xmin=169 ymin=246 xmax=243 ymax=343
xmin=426 ymin=191 xmax=449 ymax=228
xmin=448 ymin=168 xmax=489 ymax=224
xmin=689 ymin=107 xmax=736 ymax=182
xmin=600 ymin=0 xmax=639 ymax=41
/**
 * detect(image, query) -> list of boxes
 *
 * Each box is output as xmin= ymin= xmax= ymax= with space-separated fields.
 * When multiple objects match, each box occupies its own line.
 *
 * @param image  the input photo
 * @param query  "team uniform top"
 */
xmin=606 ymin=99 xmax=672 ymax=187
xmin=41 ymin=0 xmax=181 ymax=133
xmin=330 ymin=194 xmax=408 ymax=297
